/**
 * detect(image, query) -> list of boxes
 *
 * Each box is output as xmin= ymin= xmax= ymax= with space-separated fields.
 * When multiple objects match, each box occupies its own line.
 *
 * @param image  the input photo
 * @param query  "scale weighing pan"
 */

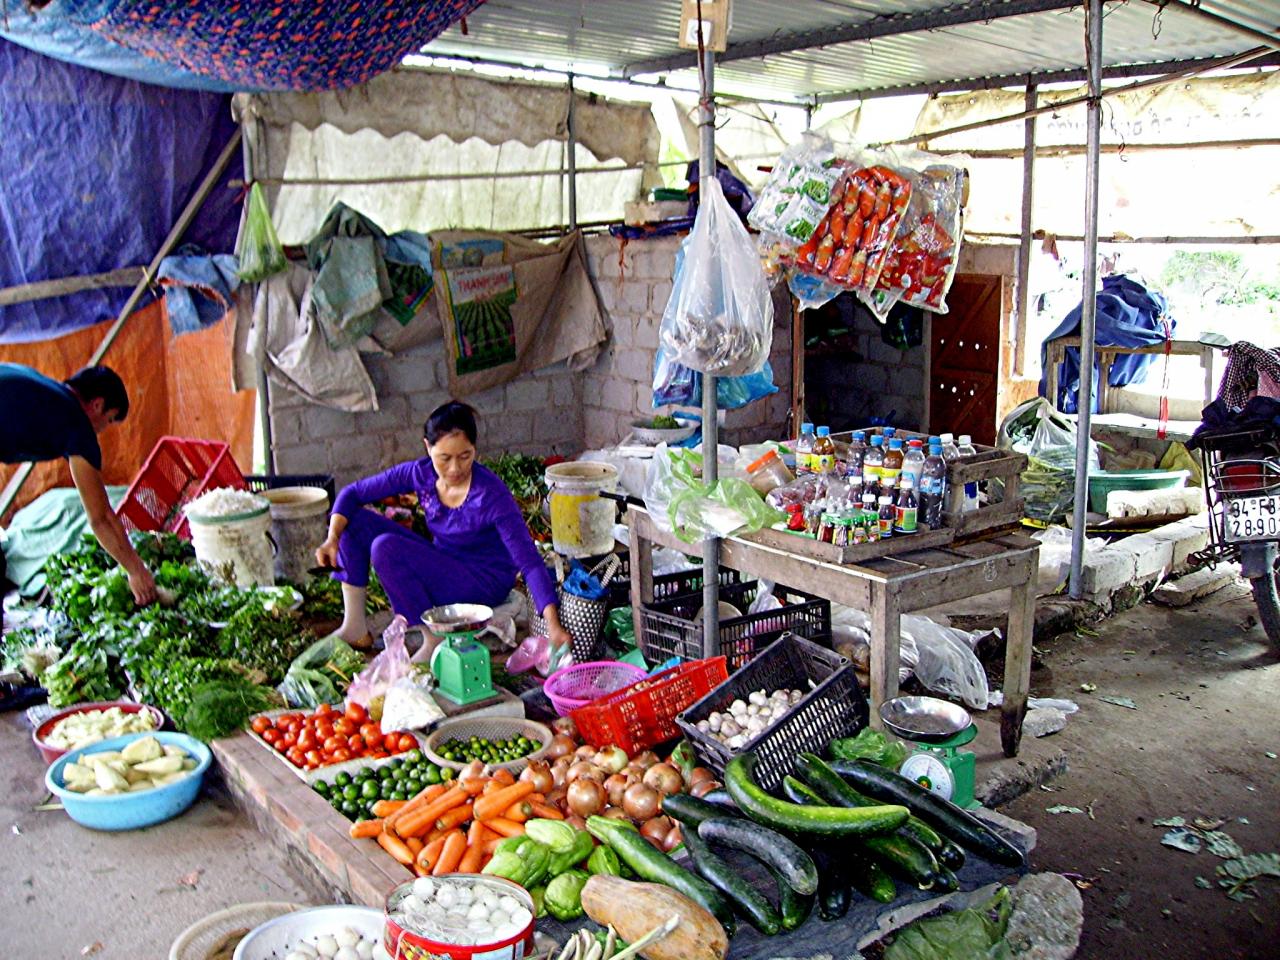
xmin=880 ymin=695 xmax=973 ymax=744
xmin=423 ymin=603 xmax=494 ymax=635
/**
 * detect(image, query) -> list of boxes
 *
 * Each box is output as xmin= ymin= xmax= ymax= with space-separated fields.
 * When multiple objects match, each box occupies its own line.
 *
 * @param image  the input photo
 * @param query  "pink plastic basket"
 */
xmin=543 ymin=661 xmax=648 ymax=717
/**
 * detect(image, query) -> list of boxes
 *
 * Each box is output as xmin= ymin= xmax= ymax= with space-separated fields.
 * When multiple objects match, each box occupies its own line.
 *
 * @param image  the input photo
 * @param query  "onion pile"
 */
xmin=694 ymin=688 xmax=804 ymax=749
xmin=280 ymin=926 xmax=375 ymax=960
xmin=392 ymin=876 xmax=533 ymax=947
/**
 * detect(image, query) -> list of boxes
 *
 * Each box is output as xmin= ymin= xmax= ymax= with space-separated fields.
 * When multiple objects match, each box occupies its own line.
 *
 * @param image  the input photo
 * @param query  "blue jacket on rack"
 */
xmin=1039 ymin=274 xmax=1172 ymax=414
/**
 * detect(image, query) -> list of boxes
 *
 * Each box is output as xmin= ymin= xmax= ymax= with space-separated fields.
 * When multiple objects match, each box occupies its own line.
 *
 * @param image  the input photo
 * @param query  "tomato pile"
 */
xmin=250 ymin=702 xmax=418 ymax=770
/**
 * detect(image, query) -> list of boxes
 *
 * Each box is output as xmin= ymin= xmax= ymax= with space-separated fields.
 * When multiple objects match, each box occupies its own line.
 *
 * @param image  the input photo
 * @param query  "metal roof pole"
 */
xmin=567 ymin=73 xmax=579 ymax=231
xmin=241 ymin=118 xmax=275 ymax=475
xmin=1014 ymin=83 xmax=1038 ymax=378
xmin=1069 ymin=0 xmax=1104 ymax=599
xmin=700 ymin=41 xmax=722 ymax=658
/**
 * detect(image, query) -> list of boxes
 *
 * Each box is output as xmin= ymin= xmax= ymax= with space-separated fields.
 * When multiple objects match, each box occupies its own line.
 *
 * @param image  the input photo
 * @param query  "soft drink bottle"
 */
xmin=895 ymin=475 xmax=919 ymax=534
xmin=796 ymin=422 xmax=815 ymax=475
xmin=922 ymin=442 xmax=947 ymax=529
xmin=863 ymin=434 xmax=885 ymax=484
xmin=903 ymin=439 xmax=926 ymax=491
xmin=812 ymin=426 xmax=837 ymax=474
xmin=882 ymin=438 xmax=904 ymax=486
xmin=957 ymin=434 xmax=979 ymax=512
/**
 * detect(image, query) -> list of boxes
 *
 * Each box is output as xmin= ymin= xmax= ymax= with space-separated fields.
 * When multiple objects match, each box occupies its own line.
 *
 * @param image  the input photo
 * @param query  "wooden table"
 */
xmin=627 ymin=506 xmax=1040 ymax=757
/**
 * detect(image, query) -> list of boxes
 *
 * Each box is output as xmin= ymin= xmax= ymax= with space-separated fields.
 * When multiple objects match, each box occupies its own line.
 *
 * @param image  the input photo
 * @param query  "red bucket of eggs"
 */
xmin=384 ymin=875 xmax=536 ymax=960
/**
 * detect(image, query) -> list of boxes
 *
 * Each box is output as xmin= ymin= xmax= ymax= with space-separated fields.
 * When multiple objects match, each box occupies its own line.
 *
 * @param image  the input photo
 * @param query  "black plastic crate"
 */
xmin=608 ymin=553 xmax=743 ymax=607
xmin=246 ymin=473 xmax=336 ymax=506
xmin=676 ymin=632 xmax=868 ymax=791
xmin=639 ymin=580 xmax=830 ymax=671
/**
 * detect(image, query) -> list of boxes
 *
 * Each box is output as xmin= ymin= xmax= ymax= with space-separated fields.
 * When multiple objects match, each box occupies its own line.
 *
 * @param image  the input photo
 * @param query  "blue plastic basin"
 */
xmin=45 ymin=731 xmax=211 ymax=831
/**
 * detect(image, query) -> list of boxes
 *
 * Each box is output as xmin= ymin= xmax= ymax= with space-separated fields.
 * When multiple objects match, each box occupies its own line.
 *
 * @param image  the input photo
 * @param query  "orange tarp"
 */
xmin=0 ymin=298 xmax=255 ymax=521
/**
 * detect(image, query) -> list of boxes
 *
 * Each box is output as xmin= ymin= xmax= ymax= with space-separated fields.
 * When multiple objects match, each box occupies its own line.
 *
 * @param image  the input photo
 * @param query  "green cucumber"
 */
xmin=723 ymin=755 xmax=909 ymax=838
xmin=698 ymin=787 xmax=741 ymax=813
xmin=683 ymin=823 xmax=783 ymax=936
xmin=831 ymin=759 xmax=1026 ymax=867
xmin=698 ymin=817 xmax=819 ymax=896
xmin=769 ymin=866 xmax=813 ymax=931
xmin=782 ymin=776 xmax=825 ymax=806
xmin=662 ymin=792 xmax=737 ymax=830
xmin=586 ymin=815 xmax=736 ymax=935
xmin=938 ymin=841 xmax=966 ymax=869
xmin=933 ymin=865 xmax=960 ymax=892
xmin=861 ymin=831 xmax=942 ymax=889
xmin=817 ymin=874 xmax=852 ymax=921
xmin=847 ymin=853 xmax=897 ymax=903
xmin=794 ymin=753 xmax=959 ymax=866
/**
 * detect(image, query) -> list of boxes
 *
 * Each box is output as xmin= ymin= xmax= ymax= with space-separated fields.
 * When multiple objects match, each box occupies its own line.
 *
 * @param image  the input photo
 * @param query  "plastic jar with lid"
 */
xmin=746 ymin=449 xmax=795 ymax=495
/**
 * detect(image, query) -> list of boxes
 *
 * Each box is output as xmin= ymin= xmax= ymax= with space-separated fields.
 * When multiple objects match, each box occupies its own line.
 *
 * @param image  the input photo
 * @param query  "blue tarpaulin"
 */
xmin=1038 ymin=274 xmax=1173 ymax=414
xmin=0 ymin=40 xmax=242 ymax=343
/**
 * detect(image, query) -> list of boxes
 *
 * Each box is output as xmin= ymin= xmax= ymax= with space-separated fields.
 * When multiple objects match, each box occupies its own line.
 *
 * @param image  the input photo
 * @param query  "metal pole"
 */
xmin=1014 ymin=84 xmax=1037 ymax=377
xmin=567 ymin=73 xmax=579 ymax=231
xmin=699 ymin=44 xmax=721 ymax=658
xmin=1069 ymin=0 xmax=1103 ymax=598
xmin=242 ymin=118 xmax=275 ymax=474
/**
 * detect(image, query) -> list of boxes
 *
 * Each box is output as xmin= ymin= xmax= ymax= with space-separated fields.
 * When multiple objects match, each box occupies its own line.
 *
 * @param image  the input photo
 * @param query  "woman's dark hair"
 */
xmin=65 ymin=365 xmax=129 ymax=420
xmin=424 ymin=401 xmax=478 ymax=445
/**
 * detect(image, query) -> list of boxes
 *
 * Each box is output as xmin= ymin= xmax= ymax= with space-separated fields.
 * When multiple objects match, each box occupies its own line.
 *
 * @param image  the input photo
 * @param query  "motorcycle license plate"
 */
xmin=1224 ymin=495 xmax=1280 ymax=542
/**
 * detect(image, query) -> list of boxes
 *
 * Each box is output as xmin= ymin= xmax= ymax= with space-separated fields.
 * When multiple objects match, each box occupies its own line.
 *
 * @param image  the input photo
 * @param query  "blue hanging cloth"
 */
xmin=1038 ymin=274 xmax=1172 ymax=414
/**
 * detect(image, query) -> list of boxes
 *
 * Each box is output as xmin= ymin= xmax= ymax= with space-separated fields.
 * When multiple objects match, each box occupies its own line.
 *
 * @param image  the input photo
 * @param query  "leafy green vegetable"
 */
xmin=216 ymin=596 xmax=314 ymax=684
xmin=829 ymin=729 xmax=910 ymax=769
xmin=482 ymin=453 xmax=549 ymax=539
xmin=182 ymin=677 xmax=282 ymax=742
xmin=884 ymin=887 xmax=1012 ymax=960
xmin=178 ymin=584 xmax=255 ymax=623
xmin=297 ymin=571 xmax=389 ymax=621
xmin=651 ymin=414 xmax=681 ymax=430
xmin=278 ymin=634 xmax=367 ymax=708
xmin=40 ymin=637 xmax=127 ymax=707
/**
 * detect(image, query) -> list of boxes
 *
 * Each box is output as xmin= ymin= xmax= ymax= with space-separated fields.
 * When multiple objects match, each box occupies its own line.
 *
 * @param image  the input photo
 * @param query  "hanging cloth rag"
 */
xmin=1216 ymin=341 xmax=1280 ymax=411
xmin=157 ymin=247 xmax=241 ymax=334
xmin=1038 ymin=274 xmax=1172 ymax=414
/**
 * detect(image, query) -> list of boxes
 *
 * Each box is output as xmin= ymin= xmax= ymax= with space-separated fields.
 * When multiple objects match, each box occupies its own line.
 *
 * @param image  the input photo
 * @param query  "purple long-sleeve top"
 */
xmin=333 ymin=458 xmax=558 ymax=613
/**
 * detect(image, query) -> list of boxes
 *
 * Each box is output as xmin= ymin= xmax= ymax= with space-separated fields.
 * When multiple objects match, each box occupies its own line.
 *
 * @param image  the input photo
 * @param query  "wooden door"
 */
xmin=930 ymin=274 xmax=1004 ymax=446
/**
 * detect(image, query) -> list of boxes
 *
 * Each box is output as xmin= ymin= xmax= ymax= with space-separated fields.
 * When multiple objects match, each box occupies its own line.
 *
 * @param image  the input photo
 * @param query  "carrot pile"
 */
xmin=348 ymin=767 xmax=563 ymax=877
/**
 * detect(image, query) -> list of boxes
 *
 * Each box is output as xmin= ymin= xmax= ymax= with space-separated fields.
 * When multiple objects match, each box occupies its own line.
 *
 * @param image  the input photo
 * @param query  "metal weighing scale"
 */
xmin=423 ymin=604 xmax=499 ymax=706
xmin=881 ymin=695 xmax=980 ymax=809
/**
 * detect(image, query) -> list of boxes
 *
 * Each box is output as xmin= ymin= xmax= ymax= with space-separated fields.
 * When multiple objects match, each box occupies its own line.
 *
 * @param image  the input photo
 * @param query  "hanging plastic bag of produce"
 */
xmin=643 ymin=444 xmax=784 ymax=544
xmin=658 ymin=178 xmax=774 ymax=376
xmin=996 ymin=398 xmax=1100 ymax=524
xmin=235 ymin=181 xmax=288 ymax=282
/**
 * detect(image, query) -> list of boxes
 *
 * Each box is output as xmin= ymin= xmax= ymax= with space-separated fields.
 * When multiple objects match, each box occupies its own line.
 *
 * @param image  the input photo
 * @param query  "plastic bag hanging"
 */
xmin=236 ymin=181 xmax=288 ymax=282
xmin=658 ymin=178 xmax=774 ymax=377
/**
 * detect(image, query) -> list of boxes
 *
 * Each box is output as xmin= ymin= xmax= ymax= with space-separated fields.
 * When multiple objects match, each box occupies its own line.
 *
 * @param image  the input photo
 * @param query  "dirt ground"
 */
xmin=1004 ymin=579 xmax=1280 ymax=960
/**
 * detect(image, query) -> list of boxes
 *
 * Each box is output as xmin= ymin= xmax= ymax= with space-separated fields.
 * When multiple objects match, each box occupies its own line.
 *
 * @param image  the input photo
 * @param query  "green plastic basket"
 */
xmin=1088 ymin=469 xmax=1190 ymax=513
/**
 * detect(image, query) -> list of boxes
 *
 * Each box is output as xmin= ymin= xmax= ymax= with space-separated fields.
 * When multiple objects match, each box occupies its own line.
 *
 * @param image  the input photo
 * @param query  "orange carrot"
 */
xmin=459 ymin=821 xmax=491 ymax=874
xmin=384 ymin=782 xmax=448 ymax=833
xmin=377 ymin=831 xmax=416 ymax=866
xmin=483 ymin=835 xmax=506 ymax=855
xmin=395 ymin=786 xmax=469 ymax=838
xmin=435 ymin=803 xmax=474 ymax=833
xmin=527 ymin=801 xmax=564 ymax=820
xmin=473 ymin=782 xmax=535 ymax=822
xmin=349 ymin=818 xmax=384 ymax=839
xmin=372 ymin=799 xmax=407 ymax=818
xmin=431 ymin=828 xmax=467 ymax=876
xmin=417 ymin=835 xmax=447 ymax=871
xmin=406 ymin=837 xmax=425 ymax=856
xmin=461 ymin=778 xmax=488 ymax=796
xmin=483 ymin=816 xmax=525 ymax=838
xmin=413 ymin=862 xmax=431 ymax=878
xmin=491 ymin=767 xmax=516 ymax=786
xmin=501 ymin=801 xmax=530 ymax=823
xmin=529 ymin=792 xmax=547 ymax=803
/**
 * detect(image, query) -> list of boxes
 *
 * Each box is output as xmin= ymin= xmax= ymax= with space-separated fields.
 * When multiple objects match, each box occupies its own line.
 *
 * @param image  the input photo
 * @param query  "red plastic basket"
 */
xmin=571 ymin=657 xmax=729 ymax=754
xmin=116 ymin=436 xmax=248 ymax=539
xmin=543 ymin=661 xmax=647 ymax=717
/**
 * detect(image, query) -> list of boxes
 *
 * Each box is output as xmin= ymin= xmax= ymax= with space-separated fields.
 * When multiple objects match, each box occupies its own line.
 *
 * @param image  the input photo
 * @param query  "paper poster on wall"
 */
xmin=442 ymin=263 xmax=518 ymax=374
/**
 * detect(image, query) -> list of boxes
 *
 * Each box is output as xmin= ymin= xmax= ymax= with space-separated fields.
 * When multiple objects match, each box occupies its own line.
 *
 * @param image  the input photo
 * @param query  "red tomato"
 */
xmin=280 ymin=733 xmax=297 ymax=749
xmin=347 ymin=734 xmax=365 ymax=752
xmin=359 ymin=723 xmax=382 ymax=744
xmin=368 ymin=750 xmax=389 ymax=760
xmin=273 ymin=739 xmax=289 ymax=754
xmin=304 ymin=749 xmax=322 ymax=767
xmin=396 ymin=733 xmax=417 ymax=753
xmin=323 ymin=735 xmax=345 ymax=753
xmin=278 ymin=713 xmax=302 ymax=727
xmin=331 ymin=748 xmax=352 ymax=763
xmin=345 ymin=702 xmax=368 ymax=725
xmin=261 ymin=728 xmax=281 ymax=745
xmin=251 ymin=716 xmax=271 ymax=734
xmin=316 ymin=723 xmax=335 ymax=742
xmin=333 ymin=718 xmax=355 ymax=737
xmin=286 ymin=747 xmax=306 ymax=767
xmin=284 ymin=719 xmax=302 ymax=736
xmin=313 ymin=703 xmax=335 ymax=718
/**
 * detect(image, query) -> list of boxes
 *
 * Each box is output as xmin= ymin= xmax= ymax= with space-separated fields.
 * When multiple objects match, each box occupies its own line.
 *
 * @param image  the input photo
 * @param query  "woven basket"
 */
xmin=530 ymin=554 xmax=622 ymax=663
xmin=168 ymin=902 xmax=305 ymax=960
xmin=422 ymin=716 xmax=553 ymax=774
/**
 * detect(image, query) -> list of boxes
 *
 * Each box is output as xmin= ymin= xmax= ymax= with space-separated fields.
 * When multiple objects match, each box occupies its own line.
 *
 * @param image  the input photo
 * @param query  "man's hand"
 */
xmin=128 ymin=566 xmax=158 ymax=606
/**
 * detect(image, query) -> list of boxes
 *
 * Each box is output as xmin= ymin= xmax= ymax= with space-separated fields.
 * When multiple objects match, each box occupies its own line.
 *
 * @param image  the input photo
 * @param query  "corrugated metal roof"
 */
xmin=421 ymin=0 xmax=1272 ymax=101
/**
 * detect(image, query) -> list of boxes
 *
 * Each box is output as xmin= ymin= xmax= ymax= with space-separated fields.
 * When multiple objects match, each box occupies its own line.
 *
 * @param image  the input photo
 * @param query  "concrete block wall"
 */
xmin=805 ymin=298 xmax=927 ymax=432
xmin=269 ymin=337 xmax=583 ymax=490
xmin=579 ymin=233 xmax=793 ymax=451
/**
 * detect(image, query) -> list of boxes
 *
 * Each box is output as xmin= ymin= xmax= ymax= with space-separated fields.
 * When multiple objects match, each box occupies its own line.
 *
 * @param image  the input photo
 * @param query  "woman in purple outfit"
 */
xmin=314 ymin=401 xmax=571 ymax=652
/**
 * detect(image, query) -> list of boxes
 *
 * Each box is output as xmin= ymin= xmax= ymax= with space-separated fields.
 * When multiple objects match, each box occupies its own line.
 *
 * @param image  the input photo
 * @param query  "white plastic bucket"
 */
xmin=544 ymin=461 xmax=619 ymax=558
xmin=259 ymin=486 xmax=329 ymax=584
xmin=187 ymin=503 xmax=275 ymax=588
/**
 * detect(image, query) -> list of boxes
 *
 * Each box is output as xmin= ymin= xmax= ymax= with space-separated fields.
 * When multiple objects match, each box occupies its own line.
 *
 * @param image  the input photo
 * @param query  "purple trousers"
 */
xmin=334 ymin=509 xmax=514 ymax=623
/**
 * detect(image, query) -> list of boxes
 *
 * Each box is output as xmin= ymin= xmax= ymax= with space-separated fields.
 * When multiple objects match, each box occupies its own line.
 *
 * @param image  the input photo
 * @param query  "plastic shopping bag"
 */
xmin=236 ymin=182 xmax=288 ymax=282
xmin=346 ymin=615 xmax=412 ymax=717
xmin=997 ymin=398 xmax=1100 ymax=524
xmin=658 ymin=178 xmax=774 ymax=377
xmin=278 ymin=634 xmax=368 ymax=709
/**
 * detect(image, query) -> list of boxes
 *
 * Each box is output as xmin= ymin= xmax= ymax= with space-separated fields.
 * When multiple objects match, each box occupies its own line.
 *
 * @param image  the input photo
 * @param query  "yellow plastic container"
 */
xmin=545 ymin=461 xmax=619 ymax=558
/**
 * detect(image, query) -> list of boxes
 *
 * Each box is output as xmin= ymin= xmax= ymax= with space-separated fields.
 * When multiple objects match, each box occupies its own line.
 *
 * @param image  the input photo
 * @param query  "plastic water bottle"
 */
xmin=846 ymin=430 xmax=867 ymax=478
xmin=895 ymin=475 xmax=919 ymax=534
xmin=882 ymin=438 xmax=904 ymax=486
xmin=957 ymin=434 xmax=979 ymax=512
xmin=922 ymin=442 xmax=947 ymax=529
xmin=812 ymin=426 xmax=837 ymax=474
xmin=902 ymin=439 xmax=926 ymax=492
xmin=796 ymin=422 xmax=815 ymax=475
xmin=939 ymin=432 xmax=961 ymax=462
xmin=863 ymin=434 xmax=885 ymax=483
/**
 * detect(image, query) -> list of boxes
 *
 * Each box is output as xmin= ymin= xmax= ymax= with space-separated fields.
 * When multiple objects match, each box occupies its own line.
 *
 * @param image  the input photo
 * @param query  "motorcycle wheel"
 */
xmin=1248 ymin=544 xmax=1280 ymax=647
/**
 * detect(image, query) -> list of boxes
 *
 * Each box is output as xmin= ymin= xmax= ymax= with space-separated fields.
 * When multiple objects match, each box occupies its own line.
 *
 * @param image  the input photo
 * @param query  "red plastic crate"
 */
xmin=116 ymin=436 xmax=248 ymax=539
xmin=571 ymin=657 xmax=729 ymax=754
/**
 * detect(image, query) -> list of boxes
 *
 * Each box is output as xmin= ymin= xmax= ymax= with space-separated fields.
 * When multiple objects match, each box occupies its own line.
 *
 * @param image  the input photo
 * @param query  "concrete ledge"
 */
xmin=1079 ymin=514 xmax=1211 ymax=611
xmin=971 ymin=715 xmax=1069 ymax=807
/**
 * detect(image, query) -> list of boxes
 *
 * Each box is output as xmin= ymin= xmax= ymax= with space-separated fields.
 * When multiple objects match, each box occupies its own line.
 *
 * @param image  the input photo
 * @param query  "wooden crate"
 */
xmin=741 ymin=523 xmax=955 ymax=565
xmin=830 ymin=429 xmax=1027 ymax=541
